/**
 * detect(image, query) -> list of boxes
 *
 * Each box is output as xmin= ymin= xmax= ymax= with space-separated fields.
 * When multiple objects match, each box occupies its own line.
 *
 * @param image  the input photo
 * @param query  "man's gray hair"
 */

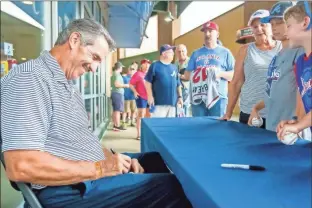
xmin=54 ymin=18 xmax=116 ymax=52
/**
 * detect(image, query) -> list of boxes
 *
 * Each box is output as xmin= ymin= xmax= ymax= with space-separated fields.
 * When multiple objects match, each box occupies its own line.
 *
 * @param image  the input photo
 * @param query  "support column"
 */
xmin=157 ymin=1 xmax=181 ymax=48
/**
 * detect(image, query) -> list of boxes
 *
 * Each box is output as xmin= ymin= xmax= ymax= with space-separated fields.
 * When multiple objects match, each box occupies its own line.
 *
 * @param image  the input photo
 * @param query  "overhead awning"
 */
xmin=107 ymin=1 xmax=155 ymax=48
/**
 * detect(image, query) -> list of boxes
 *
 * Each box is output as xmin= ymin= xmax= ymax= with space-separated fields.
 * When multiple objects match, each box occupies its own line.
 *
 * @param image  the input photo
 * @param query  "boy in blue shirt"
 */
xmin=145 ymin=44 xmax=183 ymax=117
xmin=277 ymin=1 xmax=312 ymax=140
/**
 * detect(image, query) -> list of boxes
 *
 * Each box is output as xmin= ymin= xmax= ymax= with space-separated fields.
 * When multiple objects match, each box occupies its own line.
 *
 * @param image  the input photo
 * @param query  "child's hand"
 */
xmin=276 ymin=120 xmax=300 ymax=140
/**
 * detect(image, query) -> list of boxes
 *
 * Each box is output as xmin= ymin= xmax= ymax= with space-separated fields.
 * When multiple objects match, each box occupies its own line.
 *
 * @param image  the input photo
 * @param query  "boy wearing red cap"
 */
xmin=184 ymin=21 xmax=235 ymax=117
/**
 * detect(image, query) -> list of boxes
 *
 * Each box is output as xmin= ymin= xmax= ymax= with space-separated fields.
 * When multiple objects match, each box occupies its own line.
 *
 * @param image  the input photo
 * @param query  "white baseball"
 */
xmin=281 ymin=132 xmax=298 ymax=145
xmin=251 ymin=117 xmax=263 ymax=127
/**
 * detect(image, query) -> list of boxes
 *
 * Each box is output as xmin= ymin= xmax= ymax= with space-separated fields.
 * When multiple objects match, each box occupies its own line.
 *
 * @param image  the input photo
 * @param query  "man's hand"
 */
xmin=177 ymin=97 xmax=183 ymax=108
xmin=124 ymin=84 xmax=130 ymax=88
xmin=148 ymin=95 xmax=154 ymax=106
xmin=134 ymin=91 xmax=140 ymax=99
xmin=96 ymin=151 xmax=132 ymax=179
xmin=248 ymin=108 xmax=260 ymax=126
xmin=130 ymin=158 xmax=144 ymax=174
xmin=276 ymin=120 xmax=299 ymax=140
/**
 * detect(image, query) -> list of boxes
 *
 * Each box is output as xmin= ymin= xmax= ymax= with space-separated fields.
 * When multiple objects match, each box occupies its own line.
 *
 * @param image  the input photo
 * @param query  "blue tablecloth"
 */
xmin=141 ymin=117 xmax=312 ymax=208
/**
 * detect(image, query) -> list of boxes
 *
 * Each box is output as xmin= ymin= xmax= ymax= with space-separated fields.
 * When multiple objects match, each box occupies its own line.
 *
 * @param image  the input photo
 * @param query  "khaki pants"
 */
xmin=124 ymin=100 xmax=136 ymax=113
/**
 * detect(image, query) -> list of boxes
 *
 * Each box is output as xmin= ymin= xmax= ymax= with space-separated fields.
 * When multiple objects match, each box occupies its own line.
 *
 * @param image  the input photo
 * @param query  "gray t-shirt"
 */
xmin=264 ymin=47 xmax=304 ymax=131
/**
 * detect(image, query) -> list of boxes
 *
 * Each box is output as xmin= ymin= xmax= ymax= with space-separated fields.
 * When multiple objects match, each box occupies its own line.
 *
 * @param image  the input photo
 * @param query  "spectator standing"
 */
xmin=175 ymin=44 xmax=191 ymax=116
xmin=222 ymin=10 xmax=282 ymax=129
xmin=111 ymin=62 xmax=129 ymax=131
xmin=184 ymin=21 xmax=235 ymax=117
xmin=121 ymin=67 xmax=137 ymax=127
xmin=145 ymin=44 xmax=183 ymax=118
xmin=130 ymin=59 xmax=151 ymax=140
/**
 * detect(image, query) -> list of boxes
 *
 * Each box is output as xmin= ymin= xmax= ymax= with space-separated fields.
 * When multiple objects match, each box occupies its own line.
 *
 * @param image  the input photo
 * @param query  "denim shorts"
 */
xmin=135 ymin=97 xmax=149 ymax=109
xmin=111 ymin=92 xmax=124 ymax=112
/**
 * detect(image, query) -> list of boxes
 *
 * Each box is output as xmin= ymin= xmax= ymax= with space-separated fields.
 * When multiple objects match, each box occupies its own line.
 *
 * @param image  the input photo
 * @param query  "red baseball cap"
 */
xmin=201 ymin=21 xmax=219 ymax=32
xmin=140 ymin=59 xmax=151 ymax=65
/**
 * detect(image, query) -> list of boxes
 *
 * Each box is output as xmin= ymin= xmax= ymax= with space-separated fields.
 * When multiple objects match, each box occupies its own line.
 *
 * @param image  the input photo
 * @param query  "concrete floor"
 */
xmin=101 ymin=123 xmax=140 ymax=153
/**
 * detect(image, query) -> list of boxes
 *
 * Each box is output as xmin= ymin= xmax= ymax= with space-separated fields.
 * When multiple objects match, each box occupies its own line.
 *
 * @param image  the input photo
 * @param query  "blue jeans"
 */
xmin=191 ymin=98 xmax=227 ymax=117
xmin=32 ymin=152 xmax=192 ymax=208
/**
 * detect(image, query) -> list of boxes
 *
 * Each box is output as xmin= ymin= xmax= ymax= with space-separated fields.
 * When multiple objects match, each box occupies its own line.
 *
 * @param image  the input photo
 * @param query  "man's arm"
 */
xmin=4 ymin=150 xmax=96 ymax=185
xmin=223 ymin=45 xmax=248 ymax=119
xmin=144 ymin=64 xmax=155 ymax=105
xmin=129 ymin=84 xmax=139 ymax=98
xmin=114 ymin=80 xmax=129 ymax=88
xmin=217 ymin=71 xmax=234 ymax=81
xmin=145 ymin=81 xmax=154 ymax=105
xmin=4 ymin=149 xmax=131 ymax=186
xmin=183 ymin=52 xmax=196 ymax=81
xmin=217 ymin=50 xmax=235 ymax=82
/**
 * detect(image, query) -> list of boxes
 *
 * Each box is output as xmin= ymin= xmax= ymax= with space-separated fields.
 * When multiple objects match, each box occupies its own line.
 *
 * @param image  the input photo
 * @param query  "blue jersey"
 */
xmin=186 ymin=46 xmax=235 ymax=104
xmin=122 ymin=75 xmax=135 ymax=100
xmin=145 ymin=61 xmax=180 ymax=106
xmin=294 ymin=53 xmax=312 ymax=115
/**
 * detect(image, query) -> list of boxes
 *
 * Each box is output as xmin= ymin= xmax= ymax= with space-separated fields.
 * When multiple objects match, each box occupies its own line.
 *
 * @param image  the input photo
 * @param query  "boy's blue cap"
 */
xmin=261 ymin=1 xmax=295 ymax=23
xmin=160 ymin=44 xmax=176 ymax=55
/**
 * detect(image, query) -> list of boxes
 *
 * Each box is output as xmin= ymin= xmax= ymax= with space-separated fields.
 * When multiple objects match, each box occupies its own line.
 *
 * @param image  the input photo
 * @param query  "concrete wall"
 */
xmin=119 ymin=51 xmax=159 ymax=68
xmin=174 ymin=5 xmax=244 ymax=58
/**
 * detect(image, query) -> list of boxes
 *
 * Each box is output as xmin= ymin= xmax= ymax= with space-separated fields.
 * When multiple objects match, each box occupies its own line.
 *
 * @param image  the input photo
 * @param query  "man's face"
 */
xmin=204 ymin=29 xmax=219 ymax=44
xmin=141 ymin=63 xmax=150 ymax=72
xmin=69 ymin=33 xmax=109 ymax=80
xmin=176 ymin=46 xmax=187 ymax=61
xmin=162 ymin=49 xmax=174 ymax=62
xmin=286 ymin=16 xmax=306 ymax=48
xmin=270 ymin=18 xmax=287 ymax=41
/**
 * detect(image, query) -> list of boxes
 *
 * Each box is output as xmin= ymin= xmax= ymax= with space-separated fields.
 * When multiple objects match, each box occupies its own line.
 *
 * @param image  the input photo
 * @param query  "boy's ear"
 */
xmin=304 ymin=16 xmax=311 ymax=30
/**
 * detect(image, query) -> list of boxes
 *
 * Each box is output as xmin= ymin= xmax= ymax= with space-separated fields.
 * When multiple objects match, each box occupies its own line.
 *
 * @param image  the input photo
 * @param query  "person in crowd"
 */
xmin=131 ymin=61 xmax=139 ymax=72
xmin=222 ymin=10 xmax=282 ymax=128
xmin=145 ymin=44 xmax=183 ymax=118
xmin=121 ymin=67 xmax=136 ymax=127
xmin=111 ymin=61 xmax=129 ymax=131
xmin=130 ymin=59 xmax=151 ymax=140
xmin=184 ymin=21 xmax=235 ymax=117
xmin=277 ymin=1 xmax=312 ymax=140
xmin=175 ymin=44 xmax=191 ymax=116
xmin=236 ymin=26 xmax=255 ymax=44
xmin=246 ymin=2 xmax=304 ymax=132
xmin=1 ymin=18 xmax=192 ymax=208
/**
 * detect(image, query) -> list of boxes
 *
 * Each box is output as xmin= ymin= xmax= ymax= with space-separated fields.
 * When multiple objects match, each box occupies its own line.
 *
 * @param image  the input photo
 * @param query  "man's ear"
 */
xmin=217 ymin=31 xmax=220 ymax=39
xmin=68 ymin=32 xmax=81 ymax=50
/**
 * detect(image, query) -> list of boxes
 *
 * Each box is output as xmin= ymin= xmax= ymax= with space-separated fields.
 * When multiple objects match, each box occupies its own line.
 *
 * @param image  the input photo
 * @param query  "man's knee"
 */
xmin=138 ymin=152 xmax=170 ymax=173
xmin=137 ymin=110 xmax=145 ymax=118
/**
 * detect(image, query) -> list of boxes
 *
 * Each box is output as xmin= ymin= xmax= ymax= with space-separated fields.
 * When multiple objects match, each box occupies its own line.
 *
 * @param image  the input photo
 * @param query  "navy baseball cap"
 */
xmin=159 ymin=44 xmax=176 ymax=55
xmin=261 ymin=1 xmax=295 ymax=23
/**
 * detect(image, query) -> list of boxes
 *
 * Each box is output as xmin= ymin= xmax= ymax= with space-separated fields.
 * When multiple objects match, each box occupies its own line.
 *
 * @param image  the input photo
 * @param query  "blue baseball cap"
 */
xmin=261 ymin=1 xmax=295 ymax=23
xmin=159 ymin=44 xmax=176 ymax=55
